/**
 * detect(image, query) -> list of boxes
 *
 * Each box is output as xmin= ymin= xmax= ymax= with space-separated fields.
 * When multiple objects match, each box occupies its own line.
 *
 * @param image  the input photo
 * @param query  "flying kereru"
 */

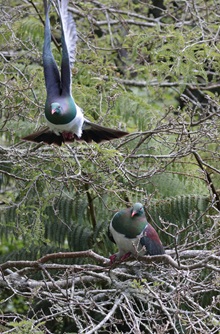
xmin=108 ymin=202 xmax=165 ymax=263
xmin=23 ymin=0 xmax=128 ymax=146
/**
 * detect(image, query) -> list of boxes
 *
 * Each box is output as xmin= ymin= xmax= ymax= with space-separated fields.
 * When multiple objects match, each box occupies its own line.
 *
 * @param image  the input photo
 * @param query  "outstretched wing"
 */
xmin=58 ymin=0 xmax=78 ymax=67
xmin=57 ymin=0 xmax=78 ymax=94
xmin=43 ymin=0 xmax=61 ymax=97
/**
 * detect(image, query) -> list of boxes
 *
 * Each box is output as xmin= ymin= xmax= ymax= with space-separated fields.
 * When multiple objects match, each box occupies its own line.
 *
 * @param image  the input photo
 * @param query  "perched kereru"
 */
xmin=108 ymin=202 xmax=165 ymax=263
xmin=23 ymin=0 xmax=128 ymax=146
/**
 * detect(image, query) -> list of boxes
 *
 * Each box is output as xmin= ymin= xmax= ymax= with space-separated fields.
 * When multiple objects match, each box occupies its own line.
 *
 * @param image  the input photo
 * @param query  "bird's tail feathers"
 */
xmin=22 ymin=127 xmax=64 ymax=146
xmin=22 ymin=123 xmax=128 ymax=146
xmin=80 ymin=121 xmax=129 ymax=143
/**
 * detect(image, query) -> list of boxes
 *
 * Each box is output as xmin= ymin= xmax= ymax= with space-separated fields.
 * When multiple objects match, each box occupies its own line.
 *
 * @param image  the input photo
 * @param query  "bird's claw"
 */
xmin=62 ymin=131 xmax=75 ymax=140
xmin=109 ymin=254 xmax=117 ymax=264
xmin=109 ymin=252 xmax=131 ymax=265
xmin=120 ymin=252 xmax=131 ymax=261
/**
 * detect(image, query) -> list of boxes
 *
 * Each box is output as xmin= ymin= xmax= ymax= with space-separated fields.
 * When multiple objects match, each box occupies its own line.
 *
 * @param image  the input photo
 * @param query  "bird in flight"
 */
xmin=23 ymin=0 xmax=128 ymax=146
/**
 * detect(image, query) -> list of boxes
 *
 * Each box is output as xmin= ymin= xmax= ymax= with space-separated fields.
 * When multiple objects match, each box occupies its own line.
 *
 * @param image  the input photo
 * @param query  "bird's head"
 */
xmin=51 ymin=102 xmax=62 ymax=115
xmin=131 ymin=202 xmax=144 ymax=217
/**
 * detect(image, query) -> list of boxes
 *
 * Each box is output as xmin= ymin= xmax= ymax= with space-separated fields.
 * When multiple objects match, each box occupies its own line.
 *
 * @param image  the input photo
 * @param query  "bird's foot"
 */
xmin=109 ymin=252 xmax=131 ymax=265
xmin=62 ymin=131 xmax=75 ymax=141
xmin=109 ymin=254 xmax=117 ymax=264
xmin=120 ymin=252 xmax=131 ymax=261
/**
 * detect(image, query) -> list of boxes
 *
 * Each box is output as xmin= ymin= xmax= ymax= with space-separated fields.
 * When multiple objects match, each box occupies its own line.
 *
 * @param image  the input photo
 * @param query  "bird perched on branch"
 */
xmin=23 ymin=0 xmax=128 ymax=146
xmin=108 ymin=202 xmax=165 ymax=264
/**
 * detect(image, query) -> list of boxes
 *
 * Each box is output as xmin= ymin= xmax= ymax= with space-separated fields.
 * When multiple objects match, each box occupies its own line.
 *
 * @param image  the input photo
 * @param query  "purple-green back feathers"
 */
xmin=109 ymin=203 xmax=165 ymax=261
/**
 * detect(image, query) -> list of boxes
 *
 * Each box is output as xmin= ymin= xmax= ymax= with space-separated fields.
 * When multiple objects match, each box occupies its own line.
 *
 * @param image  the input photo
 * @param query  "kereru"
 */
xmin=23 ymin=0 xmax=128 ymax=146
xmin=108 ymin=202 xmax=165 ymax=263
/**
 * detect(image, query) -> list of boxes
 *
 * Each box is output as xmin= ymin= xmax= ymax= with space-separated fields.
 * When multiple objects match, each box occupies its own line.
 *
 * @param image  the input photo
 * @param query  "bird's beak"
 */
xmin=51 ymin=109 xmax=56 ymax=115
xmin=131 ymin=210 xmax=136 ymax=217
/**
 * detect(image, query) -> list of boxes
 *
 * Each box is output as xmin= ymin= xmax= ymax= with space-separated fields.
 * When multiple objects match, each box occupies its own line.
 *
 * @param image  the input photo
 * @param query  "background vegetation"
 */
xmin=0 ymin=0 xmax=219 ymax=333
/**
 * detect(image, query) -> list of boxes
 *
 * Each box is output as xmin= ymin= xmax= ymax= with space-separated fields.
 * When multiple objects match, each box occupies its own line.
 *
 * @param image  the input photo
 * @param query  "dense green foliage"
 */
xmin=0 ymin=0 xmax=219 ymax=333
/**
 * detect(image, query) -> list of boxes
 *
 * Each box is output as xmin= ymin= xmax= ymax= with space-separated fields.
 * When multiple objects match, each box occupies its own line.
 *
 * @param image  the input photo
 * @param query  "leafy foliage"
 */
xmin=0 ymin=192 xmax=213 ymax=263
xmin=0 ymin=0 xmax=220 ymax=333
xmin=148 ymin=194 xmax=212 ymax=247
